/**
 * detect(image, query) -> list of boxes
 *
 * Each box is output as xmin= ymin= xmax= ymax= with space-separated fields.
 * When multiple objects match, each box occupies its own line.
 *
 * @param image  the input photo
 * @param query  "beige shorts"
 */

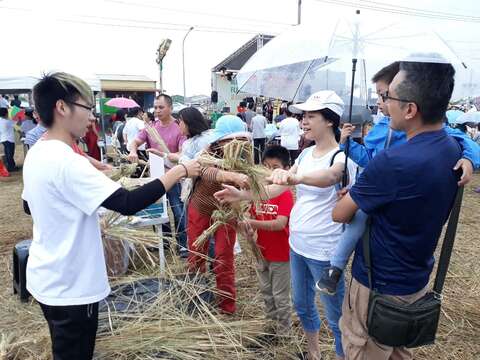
xmin=340 ymin=278 xmax=427 ymax=360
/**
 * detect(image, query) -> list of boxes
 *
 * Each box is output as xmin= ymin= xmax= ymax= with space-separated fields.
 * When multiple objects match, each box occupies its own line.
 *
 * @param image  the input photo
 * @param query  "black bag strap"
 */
xmin=330 ymin=149 xmax=350 ymax=188
xmin=363 ymin=186 xmax=464 ymax=293
xmin=362 ymin=216 xmax=373 ymax=289
xmin=433 ymin=185 xmax=464 ymax=295
xmin=329 ymin=149 xmax=344 ymax=167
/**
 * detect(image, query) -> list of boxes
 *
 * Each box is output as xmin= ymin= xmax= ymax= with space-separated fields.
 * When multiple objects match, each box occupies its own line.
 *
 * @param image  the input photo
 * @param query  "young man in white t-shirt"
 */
xmin=23 ymin=72 xmax=200 ymax=360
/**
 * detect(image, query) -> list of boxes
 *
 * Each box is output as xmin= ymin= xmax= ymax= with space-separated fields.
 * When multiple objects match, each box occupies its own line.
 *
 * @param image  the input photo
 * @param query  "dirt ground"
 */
xmin=0 ymin=145 xmax=479 ymax=359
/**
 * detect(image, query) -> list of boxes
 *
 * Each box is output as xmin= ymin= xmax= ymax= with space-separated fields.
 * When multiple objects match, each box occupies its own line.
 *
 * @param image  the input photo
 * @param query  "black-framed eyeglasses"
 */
xmin=380 ymin=91 xmax=415 ymax=105
xmin=66 ymin=101 xmax=95 ymax=112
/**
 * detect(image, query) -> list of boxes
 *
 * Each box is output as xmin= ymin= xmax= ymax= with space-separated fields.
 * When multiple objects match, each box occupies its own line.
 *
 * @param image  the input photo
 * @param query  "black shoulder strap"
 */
xmin=331 ymin=149 xmax=350 ymax=187
xmin=433 ymin=185 xmax=464 ymax=295
xmin=363 ymin=186 xmax=464 ymax=294
xmin=329 ymin=149 xmax=344 ymax=167
xmin=362 ymin=217 xmax=373 ymax=289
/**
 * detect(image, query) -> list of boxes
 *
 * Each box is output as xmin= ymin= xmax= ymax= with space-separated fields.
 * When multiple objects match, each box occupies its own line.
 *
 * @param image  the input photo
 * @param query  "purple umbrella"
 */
xmin=105 ymin=97 xmax=140 ymax=109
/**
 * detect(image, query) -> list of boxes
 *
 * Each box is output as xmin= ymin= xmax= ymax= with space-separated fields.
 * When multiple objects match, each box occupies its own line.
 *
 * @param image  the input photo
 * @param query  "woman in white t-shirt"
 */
xmin=215 ymin=91 xmax=354 ymax=360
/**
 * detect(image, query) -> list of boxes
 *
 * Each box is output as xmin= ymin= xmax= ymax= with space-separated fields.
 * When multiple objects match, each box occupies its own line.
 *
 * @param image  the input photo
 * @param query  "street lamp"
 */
xmin=156 ymin=38 xmax=172 ymax=94
xmin=182 ymin=26 xmax=194 ymax=104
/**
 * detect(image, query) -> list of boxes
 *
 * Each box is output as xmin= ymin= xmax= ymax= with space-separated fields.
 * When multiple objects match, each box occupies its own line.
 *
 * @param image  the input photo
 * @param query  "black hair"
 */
xmin=32 ymin=74 xmax=87 ymax=128
xmin=455 ymin=123 xmax=468 ymax=133
xmin=313 ymin=108 xmax=341 ymax=142
xmin=128 ymin=107 xmax=143 ymax=117
xmin=262 ymin=145 xmax=290 ymax=168
xmin=0 ymin=108 xmax=8 ymax=117
xmin=239 ymin=101 xmax=247 ymax=108
xmin=372 ymin=61 xmax=400 ymax=84
xmin=396 ymin=61 xmax=455 ymax=124
xmin=25 ymin=108 xmax=34 ymax=119
xmin=156 ymin=94 xmax=173 ymax=107
xmin=116 ymin=109 xmax=126 ymax=122
xmin=178 ymin=107 xmax=209 ymax=138
xmin=285 ymin=104 xmax=293 ymax=117
xmin=145 ymin=112 xmax=155 ymax=122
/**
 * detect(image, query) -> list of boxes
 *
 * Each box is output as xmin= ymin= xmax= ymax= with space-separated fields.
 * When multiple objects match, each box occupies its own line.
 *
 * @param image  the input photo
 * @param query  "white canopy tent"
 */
xmin=0 ymin=75 xmax=101 ymax=94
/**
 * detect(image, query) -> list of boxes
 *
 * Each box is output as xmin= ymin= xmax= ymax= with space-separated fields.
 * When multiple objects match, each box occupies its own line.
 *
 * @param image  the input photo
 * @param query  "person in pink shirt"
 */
xmin=127 ymin=94 xmax=188 ymax=257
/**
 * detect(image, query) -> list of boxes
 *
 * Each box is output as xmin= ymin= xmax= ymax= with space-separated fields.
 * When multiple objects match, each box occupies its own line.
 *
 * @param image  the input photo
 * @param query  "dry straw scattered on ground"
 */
xmin=1 ymin=147 xmax=479 ymax=359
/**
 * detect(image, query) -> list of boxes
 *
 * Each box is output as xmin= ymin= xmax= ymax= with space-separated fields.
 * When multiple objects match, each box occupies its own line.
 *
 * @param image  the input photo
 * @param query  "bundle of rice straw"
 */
xmin=105 ymin=163 xmax=138 ymax=181
xmin=100 ymin=211 xmax=166 ymax=275
xmin=194 ymin=140 xmax=270 ymax=258
xmin=197 ymin=139 xmax=271 ymax=202
xmin=145 ymin=124 xmax=170 ymax=154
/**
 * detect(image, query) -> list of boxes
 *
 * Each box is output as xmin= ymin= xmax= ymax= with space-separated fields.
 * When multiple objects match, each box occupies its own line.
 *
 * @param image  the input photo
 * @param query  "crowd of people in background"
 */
xmin=3 ymin=57 xmax=480 ymax=360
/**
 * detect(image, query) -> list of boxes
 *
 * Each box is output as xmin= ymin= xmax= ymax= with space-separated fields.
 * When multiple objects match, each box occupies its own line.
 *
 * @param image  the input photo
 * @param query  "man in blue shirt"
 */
xmin=333 ymin=59 xmax=461 ymax=359
xmin=340 ymin=62 xmax=478 ymax=185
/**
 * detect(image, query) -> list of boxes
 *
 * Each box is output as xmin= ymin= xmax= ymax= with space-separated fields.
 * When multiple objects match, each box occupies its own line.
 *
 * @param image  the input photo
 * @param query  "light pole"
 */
xmin=182 ymin=26 xmax=194 ymax=104
xmin=297 ymin=0 xmax=302 ymax=25
xmin=156 ymin=38 xmax=172 ymax=95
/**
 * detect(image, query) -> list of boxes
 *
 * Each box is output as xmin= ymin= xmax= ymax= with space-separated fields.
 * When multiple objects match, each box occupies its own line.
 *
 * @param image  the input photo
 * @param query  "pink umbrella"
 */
xmin=105 ymin=97 xmax=140 ymax=109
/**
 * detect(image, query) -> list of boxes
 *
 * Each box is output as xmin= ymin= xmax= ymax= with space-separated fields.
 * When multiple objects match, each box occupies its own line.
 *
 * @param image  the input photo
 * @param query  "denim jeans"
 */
xmin=330 ymin=209 xmax=369 ymax=270
xmin=290 ymin=249 xmax=345 ymax=357
xmin=2 ymin=141 xmax=16 ymax=171
xmin=165 ymin=183 xmax=187 ymax=250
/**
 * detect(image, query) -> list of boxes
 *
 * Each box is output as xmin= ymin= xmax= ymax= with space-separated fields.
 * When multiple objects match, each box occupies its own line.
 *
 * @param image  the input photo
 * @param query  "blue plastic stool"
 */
xmin=12 ymin=239 xmax=32 ymax=302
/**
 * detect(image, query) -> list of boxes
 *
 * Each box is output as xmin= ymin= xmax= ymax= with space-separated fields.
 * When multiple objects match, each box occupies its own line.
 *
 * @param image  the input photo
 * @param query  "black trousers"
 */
xmin=39 ymin=302 xmax=99 ymax=360
xmin=2 ymin=141 xmax=15 ymax=171
xmin=253 ymin=138 xmax=266 ymax=164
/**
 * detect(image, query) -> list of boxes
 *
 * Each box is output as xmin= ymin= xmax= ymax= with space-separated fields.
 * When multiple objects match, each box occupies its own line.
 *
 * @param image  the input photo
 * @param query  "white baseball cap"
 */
xmin=289 ymin=90 xmax=344 ymax=117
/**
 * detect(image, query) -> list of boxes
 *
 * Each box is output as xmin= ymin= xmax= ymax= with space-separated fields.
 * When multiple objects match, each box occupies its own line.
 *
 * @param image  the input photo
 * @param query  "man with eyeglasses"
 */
xmin=333 ymin=58 xmax=465 ymax=359
xmin=22 ymin=72 xmax=200 ymax=359
xmin=339 ymin=62 xmax=479 ymax=185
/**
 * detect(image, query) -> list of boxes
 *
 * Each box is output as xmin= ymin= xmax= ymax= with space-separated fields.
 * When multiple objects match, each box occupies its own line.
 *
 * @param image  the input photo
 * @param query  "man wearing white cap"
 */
xmin=215 ymin=91 xmax=356 ymax=359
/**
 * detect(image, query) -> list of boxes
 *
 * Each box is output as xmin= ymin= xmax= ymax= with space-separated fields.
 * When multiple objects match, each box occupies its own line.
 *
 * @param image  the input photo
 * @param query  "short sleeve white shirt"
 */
xmin=289 ymin=146 xmax=356 ymax=261
xmin=251 ymin=115 xmax=267 ymax=139
xmin=123 ymin=117 xmax=145 ymax=151
xmin=0 ymin=117 xmax=15 ymax=143
xmin=22 ymin=140 xmax=121 ymax=306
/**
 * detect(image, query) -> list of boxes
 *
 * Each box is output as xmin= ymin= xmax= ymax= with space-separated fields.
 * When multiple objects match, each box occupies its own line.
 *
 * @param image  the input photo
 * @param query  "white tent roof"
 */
xmin=0 ymin=76 xmax=101 ymax=93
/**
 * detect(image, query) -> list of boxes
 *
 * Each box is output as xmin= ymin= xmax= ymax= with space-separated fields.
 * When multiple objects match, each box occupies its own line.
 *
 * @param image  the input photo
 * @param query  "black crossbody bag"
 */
xmin=363 ymin=185 xmax=464 ymax=348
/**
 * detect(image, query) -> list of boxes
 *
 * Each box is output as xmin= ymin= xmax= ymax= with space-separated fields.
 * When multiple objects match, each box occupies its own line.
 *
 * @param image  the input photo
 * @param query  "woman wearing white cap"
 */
xmin=215 ymin=91 xmax=355 ymax=359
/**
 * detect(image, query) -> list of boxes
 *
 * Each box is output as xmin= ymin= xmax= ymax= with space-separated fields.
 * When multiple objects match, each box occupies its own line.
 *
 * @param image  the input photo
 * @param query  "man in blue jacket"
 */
xmin=340 ymin=62 xmax=479 ymax=185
